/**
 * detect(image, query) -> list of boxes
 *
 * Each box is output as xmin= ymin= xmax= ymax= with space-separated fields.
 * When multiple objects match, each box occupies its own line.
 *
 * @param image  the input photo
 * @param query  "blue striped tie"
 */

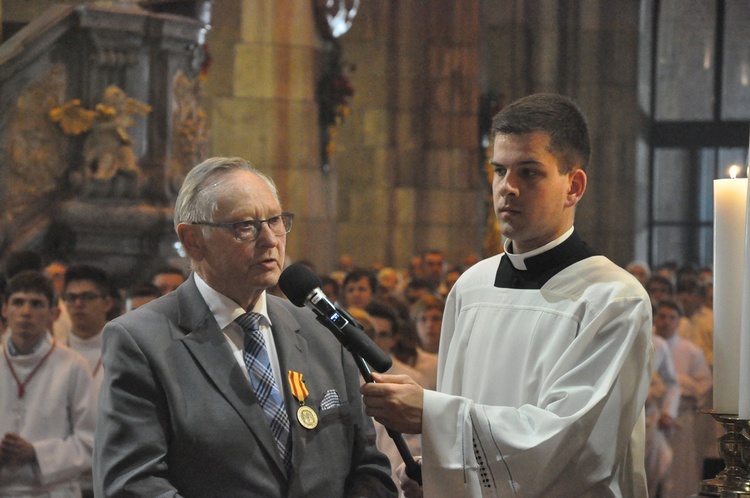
xmin=236 ymin=312 xmax=292 ymax=472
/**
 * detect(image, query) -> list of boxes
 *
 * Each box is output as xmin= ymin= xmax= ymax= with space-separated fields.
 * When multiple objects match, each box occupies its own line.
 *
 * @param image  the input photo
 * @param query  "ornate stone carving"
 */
xmin=49 ymin=85 xmax=151 ymax=197
xmin=4 ymin=65 xmax=68 ymax=223
xmin=166 ymin=71 xmax=209 ymax=198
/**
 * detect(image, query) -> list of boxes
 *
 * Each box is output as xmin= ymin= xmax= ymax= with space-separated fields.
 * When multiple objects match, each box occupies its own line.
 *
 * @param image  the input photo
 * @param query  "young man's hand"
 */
xmin=0 ymin=433 xmax=36 ymax=464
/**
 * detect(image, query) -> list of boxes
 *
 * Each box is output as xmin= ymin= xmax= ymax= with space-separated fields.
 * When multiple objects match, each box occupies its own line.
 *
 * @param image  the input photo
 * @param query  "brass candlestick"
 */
xmin=697 ymin=411 xmax=750 ymax=497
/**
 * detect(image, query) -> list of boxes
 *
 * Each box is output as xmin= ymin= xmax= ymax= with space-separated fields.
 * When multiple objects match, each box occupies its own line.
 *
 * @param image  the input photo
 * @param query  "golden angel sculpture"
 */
xmin=49 ymin=85 xmax=151 ymax=197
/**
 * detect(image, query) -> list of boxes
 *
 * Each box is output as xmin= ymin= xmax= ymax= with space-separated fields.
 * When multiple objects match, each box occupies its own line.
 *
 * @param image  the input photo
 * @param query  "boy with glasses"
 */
xmin=62 ymin=264 xmax=112 ymax=497
xmin=62 ymin=265 xmax=112 ymax=393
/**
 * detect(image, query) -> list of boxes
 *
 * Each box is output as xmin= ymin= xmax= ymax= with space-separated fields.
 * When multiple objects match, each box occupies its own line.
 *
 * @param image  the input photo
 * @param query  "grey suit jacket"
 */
xmin=93 ymin=274 xmax=396 ymax=497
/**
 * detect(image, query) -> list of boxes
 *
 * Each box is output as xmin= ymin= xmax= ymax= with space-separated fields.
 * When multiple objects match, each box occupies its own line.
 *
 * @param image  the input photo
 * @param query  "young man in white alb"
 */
xmin=362 ymin=94 xmax=652 ymax=497
xmin=0 ymin=270 xmax=96 ymax=497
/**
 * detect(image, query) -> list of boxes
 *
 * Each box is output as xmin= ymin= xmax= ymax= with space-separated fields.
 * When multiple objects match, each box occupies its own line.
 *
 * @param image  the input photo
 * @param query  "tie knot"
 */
xmin=236 ymin=311 xmax=264 ymax=333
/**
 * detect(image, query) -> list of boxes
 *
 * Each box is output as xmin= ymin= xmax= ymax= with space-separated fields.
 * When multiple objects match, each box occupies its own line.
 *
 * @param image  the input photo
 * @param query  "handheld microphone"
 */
xmin=278 ymin=264 xmax=393 ymax=373
xmin=279 ymin=263 xmax=422 ymax=485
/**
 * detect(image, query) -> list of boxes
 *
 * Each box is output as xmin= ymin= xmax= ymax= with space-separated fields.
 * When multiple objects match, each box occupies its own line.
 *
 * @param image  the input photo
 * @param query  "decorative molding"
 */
xmin=166 ymin=71 xmax=209 ymax=198
xmin=4 ymin=64 xmax=68 ymax=221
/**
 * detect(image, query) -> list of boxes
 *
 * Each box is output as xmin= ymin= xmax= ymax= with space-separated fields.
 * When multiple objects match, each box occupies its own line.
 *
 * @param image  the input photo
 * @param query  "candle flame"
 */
xmin=729 ymin=164 xmax=742 ymax=179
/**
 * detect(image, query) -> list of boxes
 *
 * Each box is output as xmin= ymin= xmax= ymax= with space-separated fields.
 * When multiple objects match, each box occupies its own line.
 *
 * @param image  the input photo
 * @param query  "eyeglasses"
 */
xmin=63 ymin=292 xmax=103 ymax=304
xmin=192 ymin=212 xmax=294 ymax=242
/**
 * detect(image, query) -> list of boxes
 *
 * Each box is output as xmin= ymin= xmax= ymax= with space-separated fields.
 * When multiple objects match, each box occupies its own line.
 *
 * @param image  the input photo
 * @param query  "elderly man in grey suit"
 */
xmin=93 ymin=157 xmax=397 ymax=497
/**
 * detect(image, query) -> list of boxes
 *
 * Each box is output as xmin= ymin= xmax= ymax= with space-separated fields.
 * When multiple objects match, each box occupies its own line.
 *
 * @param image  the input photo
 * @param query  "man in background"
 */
xmin=654 ymin=299 xmax=712 ymax=498
xmin=44 ymin=260 xmax=73 ymax=341
xmin=63 ymin=264 xmax=112 ymax=497
xmin=150 ymin=266 xmax=186 ymax=296
xmin=63 ymin=265 xmax=112 ymax=394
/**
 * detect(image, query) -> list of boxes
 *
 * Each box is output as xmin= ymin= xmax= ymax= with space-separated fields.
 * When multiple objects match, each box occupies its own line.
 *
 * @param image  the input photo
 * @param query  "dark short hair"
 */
xmin=365 ymin=300 xmax=399 ymax=331
xmin=655 ymin=299 xmax=684 ymax=317
xmin=151 ymin=266 xmax=185 ymax=280
xmin=410 ymin=294 xmax=445 ymax=322
xmin=64 ymin=265 xmax=111 ymax=296
xmin=405 ymin=278 xmax=436 ymax=292
xmin=492 ymin=93 xmax=591 ymax=173
xmin=5 ymin=270 xmax=56 ymax=306
xmin=646 ymin=275 xmax=674 ymax=294
xmin=343 ymin=268 xmax=377 ymax=293
xmin=127 ymin=283 xmax=161 ymax=299
xmin=320 ymin=275 xmax=340 ymax=295
xmin=676 ymin=277 xmax=705 ymax=297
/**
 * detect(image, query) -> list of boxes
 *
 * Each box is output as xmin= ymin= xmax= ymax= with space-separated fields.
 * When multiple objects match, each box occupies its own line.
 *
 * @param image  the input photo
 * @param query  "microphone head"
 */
xmin=278 ymin=263 xmax=322 ymax=307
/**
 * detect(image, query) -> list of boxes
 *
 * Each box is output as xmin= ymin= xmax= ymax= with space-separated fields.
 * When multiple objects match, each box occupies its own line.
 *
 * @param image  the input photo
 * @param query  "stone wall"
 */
xmin=203 ymin=0 xmax=485 ymax=272
xmin=203 ymin=0 xmax=340 ymax=272
xmin=203 ymin=0 xmax=641 ymax=271
xmin=0 ymin=0 xmax=643 ymax=275
xmin=334 ymin=1 xmax=484 ymax=270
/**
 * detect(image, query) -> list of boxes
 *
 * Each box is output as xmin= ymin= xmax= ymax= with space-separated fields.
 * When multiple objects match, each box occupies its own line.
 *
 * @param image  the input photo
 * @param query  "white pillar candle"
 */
xmin=740 ymin=148 xmax=750 ymax=418
xmin=714 ymin=169 xmax=746 ymax=414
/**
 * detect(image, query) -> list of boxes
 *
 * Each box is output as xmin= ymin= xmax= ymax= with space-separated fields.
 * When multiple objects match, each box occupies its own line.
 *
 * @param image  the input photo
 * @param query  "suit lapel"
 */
xmin=267 ymin=297 xmax=310 ymax=471
xmin=175 ymin=275 xmax=287 ymax=475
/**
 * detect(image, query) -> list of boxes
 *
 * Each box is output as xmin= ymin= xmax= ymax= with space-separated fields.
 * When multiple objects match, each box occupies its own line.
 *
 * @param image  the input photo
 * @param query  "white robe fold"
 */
xmin=422 ymin=254 xmax=652 ymax=497
xmin=0 ymin=334 xmax=96 ymax=497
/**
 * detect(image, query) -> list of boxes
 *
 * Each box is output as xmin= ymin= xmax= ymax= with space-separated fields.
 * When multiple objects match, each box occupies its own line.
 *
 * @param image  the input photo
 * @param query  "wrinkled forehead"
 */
xmin=210 ymin=170 xmax=281 ymax=213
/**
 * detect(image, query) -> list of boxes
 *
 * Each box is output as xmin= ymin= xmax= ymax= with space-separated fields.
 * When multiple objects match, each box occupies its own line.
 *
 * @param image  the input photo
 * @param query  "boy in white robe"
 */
xmin=0 ymin=270 xmax=96 ymax=497
xmin=654 ymin=299 xmax=712 ymax=498
xmin=361 ymin=93 xmax=652 ymax=497
xmin=62 ymin=265 xmax=113 ymax=397
xmin=645 ymin=334 xmax=680 ymax=497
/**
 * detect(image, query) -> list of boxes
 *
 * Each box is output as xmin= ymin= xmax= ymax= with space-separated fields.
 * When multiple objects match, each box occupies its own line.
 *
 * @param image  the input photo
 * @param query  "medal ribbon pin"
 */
xmin=288 ymin=370 xmax=318 ymax=429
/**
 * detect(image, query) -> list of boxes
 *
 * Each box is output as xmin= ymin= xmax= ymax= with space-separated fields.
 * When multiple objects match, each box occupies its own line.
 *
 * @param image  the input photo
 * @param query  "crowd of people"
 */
xmin=0 ymin=250 xmax=188 ymax=496
xmin=625 ymin=260 xmax=718 ymax=498
xmin=0 ymin=94 xmax=720 ymax=497
xmin=0 ymin=237 xmax=476 ymax=496
xmin=1 ymin=247 xmax=720 ymax=497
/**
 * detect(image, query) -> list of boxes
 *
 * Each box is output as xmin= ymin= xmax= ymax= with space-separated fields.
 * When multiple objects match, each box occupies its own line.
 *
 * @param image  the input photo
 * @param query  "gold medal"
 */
xmin=289 ymin=370 xmax=317 ymax=429
xmin=297 ymin=405 xmax=318 ymax=429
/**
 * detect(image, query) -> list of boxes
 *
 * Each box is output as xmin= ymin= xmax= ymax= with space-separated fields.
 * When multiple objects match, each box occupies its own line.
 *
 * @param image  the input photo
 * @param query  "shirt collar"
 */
xmin=193 ymin=273 xmax=271 ymax=330
xmin=68 ymin=331 xmax=102 ymax=348
xmin=5 ymin=332 xmax=50 ymax=356
xmin=503 ymin=226 xmax=575 ymax=271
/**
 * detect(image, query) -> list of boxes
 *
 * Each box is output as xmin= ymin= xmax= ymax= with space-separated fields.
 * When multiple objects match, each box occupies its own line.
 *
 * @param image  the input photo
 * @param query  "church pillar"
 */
xmin=206 ymin=0 xmax=337 ymax=270
xmin=336 ymin=1 xmax=484 ymax=269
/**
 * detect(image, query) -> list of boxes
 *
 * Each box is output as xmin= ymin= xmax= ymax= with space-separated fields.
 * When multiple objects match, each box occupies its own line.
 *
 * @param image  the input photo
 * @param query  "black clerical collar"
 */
xmin=494 ymin=231 xmax=598 ymax=289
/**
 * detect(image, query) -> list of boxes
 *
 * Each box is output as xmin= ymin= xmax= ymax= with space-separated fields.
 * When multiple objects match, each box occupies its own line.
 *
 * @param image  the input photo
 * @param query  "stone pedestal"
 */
xmin=52 ymin=200 xmax=179 ymax=286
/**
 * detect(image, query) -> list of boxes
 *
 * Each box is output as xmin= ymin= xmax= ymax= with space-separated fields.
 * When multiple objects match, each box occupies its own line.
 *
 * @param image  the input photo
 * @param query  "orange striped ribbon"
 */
xmin=287 ymin=370 xmax=309 ymax=403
